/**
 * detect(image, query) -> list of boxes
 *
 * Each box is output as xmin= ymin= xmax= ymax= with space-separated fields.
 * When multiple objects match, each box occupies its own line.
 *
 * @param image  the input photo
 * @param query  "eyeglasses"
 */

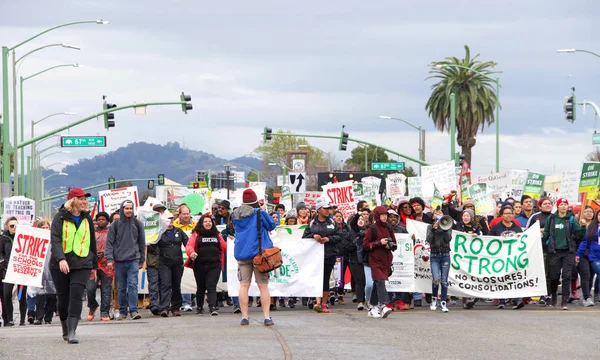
xmin=503 ymin=212 xmax=514 ymax=216
xmin=218 ymin=207 xmax=227 ymax=211
xmin=8 ymin=224 xmax=16 ymax=228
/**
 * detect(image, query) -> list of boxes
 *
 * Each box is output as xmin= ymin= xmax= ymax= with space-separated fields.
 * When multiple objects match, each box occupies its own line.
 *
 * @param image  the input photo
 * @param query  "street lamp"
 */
xmin=44 ymin=161 xmax=70 ymax=169
xmin=556 ymin=48 xmax=600 ymax=58
xmin=43 ymin=171 xmax=68 ymax=181
xmin=434 ymin=64 xmax=501 ymax=172
xmin=380 ymin=116 xmax=425 ymax=174
xmin=223 ymin=164 xmax=232 ymax=200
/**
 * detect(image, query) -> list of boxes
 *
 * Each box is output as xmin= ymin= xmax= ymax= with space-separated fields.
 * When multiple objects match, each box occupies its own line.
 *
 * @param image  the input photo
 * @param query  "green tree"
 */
xmin=344 ymin=145 xmax=389 ymax=172
xmin=115 ymin=180 xmax=133 ymax=188
xmin=0 ymin=144 xmax=14 ymax=172
xmin=400 ymin=166 xmax=417 ymax=178
xmin=425 ymin=45 xmax=499 ymax=166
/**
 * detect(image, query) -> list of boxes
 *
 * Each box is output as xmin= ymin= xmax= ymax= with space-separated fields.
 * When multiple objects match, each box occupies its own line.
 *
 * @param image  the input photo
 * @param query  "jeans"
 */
xmin=182 ymin=294 xmax=192 ymax=306
xmin=193 ymin=264 xmax=220 ymax=309
xmin=158 ymin=264 xmax=184 ymax=312
xmin=114 ymin=260 xmax=139 ymax=314
xmin=590 ymin=261 xmax=600 ymax=283
xmin=2 ymin=283 xmax=28 ymax=324
xmin=370 ymin=279 xmax=390 ymax=305
xmin=147 ymin=267 xmax=160 ymax=311
xmin=349 ymin=262 xmax=365 ymax=302
xmin=27 ymin=295 xmax=36 ymax=313
xmin=548 ymin=251 xmax=573 ymax=305
xmin=51 ymin=268 xmax=90 ymax=321
xmin=86 ymin=269 xmax=112 ymax=315
xmin=363 ymin=265 xmax=374 ymax=305
xmin=430 ymin=253 xmax=450 ymax=301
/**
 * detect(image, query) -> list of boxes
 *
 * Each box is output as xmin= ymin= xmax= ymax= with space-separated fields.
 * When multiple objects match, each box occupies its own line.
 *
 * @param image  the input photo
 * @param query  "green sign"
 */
xmin=578 ymin=162 xmax=600 ymax=194
xmin=371 ymin=162 xmax=405 ymax=171
xmin=88 ymin=196 xmax=97 ymax=203
xmin=522 ymin=172 xmax=545 ymax=199
xmin=593 ymin=133 xmax=600 ymax=145
xmin=61 ymin=136 xmax=106 ymax=147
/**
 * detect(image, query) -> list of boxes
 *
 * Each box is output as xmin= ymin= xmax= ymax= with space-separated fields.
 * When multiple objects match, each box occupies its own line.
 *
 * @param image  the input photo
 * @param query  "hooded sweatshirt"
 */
xmin=542 ymin=210 xmax=584 ymax=253
xmin=362 ymin=206 xmax=396 ymax=281
xmin=105 ymin=200 xmax=146 ymax=264
xmin=231 ymin=205 xmax=277 ymax=261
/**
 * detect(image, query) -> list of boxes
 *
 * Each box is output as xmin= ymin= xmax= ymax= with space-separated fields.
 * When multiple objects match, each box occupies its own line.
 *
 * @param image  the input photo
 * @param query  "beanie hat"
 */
xmin=463 ymin=209 xmax=475 ymax=222
xmin=286 ymin=209 xmax=298 ymax=219
xmin=501 ymin=201 xmax=513 ymax=209
xmin=242 ymin=189 xmax=258 ymax=205
xmin=556 ymin=198 xmax=568 ymax=207
xmin=296 ymin=202 xmax=307 ymax=212
xmin=462 ymin=199 xmax=475 ymax=208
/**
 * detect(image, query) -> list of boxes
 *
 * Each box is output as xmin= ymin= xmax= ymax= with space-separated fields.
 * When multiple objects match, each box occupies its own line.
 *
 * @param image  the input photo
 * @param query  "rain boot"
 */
xmin=61 ymin=320 xmax=68 ymax=341
xmin=67 ymin=316 xmax=79 ymax=344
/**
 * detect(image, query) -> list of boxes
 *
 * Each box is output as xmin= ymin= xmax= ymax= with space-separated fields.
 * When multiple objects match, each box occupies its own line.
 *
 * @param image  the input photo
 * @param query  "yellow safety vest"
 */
xmin=62 ymin=218 xmax=90 ymax=258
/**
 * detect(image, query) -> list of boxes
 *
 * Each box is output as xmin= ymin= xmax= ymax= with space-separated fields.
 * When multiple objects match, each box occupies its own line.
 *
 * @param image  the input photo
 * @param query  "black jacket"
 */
xmin=444 ymin=203 xmax=489 ymax=235
xmin=0 ymin=230 xmax=14 ymax=271
xmin=426 ymin=225 xmax=452 ymax=254
xmin=194 ymin=232 xmax=222 ymax=266
xmin=455 ymin=222 xmax=482 ymax=235
xmin=302 ymin=217 xmax=341 ymax=260
xmin=154 ymin=227 xmax=188 ymax=265
xmin=336 ymin=222 xmax=355 ymax=258
xmin=51 ymin=207 xmax=98 ymax=271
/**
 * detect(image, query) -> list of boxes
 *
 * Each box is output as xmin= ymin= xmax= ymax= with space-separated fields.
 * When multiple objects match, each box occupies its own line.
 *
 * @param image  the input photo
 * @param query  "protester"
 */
xmin=232 ymin=189 xmax=277 ymax=326
xmin=387 ymin=209 xmax=410 ymax=311
xmin=50 ymin=188 xmax=97 ymax=343
xmin=349 ymin=208 xmax=371 ymax=311
xmin=32 ymin=219 xmax=57 ymax=325
xmin=542 ymin=198 xmax=586 ymax=309
xmin=285 ymin=210 xmax=298 ymax=225
xmin=221 ymin=217 xmax=242 ymax=314
xmin=156 ymin=213 xmax=189 ymax=317
xmin=302 ymin=200 xmax=340 ymax=313
xmin=427 ymin=208 xmax=452 ymax=313
xmin=296 ymin=202 xmax=311 ymax=225
xmin=362 ymin=206 xmax=395 ymax=318
xmin=86 ymin=212 xmax=113 ymax=322
xmin=516 ymin=195 xmax=534 ymax=228
xmin=333 ymin=210 xmax=353 ymax=305
xmin=455 ymin=208 xmax=482 ymax=235
xmin=526 ymin=196 xmax=554 ymax=304
xmin=173 ymin=204 xmax=196 ymax=312
xmin=409 ymin=197 xmax=433 ymax=224
xmin=397 ymin=200 xmax=414 ymax=228
xmin=146 ymin=205 xmax=167 ymax=316
xmin=513 ymin=201 xmax=522 ymax=217
xmin=576 ymin=209 xmax=600 ymax=307
xmin=0 ymin=216 xmax=28 ymax=326
xmin=215 ymin=200 xmax=231 ymax=226
xmin=105 ymin=200 xmax=146 ymax=320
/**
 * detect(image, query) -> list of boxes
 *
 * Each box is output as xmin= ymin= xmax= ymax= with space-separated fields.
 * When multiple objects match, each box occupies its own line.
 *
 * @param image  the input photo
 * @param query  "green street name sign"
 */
xmin=61 ymin=136 xmax=106 ymax=147
xmin=593 ymin=133 xmax=600 ymax=145
xmin=371 ymin=162 xmax=405 ymax=171
xmin=88 ymin=196 xmax=97 ymax=203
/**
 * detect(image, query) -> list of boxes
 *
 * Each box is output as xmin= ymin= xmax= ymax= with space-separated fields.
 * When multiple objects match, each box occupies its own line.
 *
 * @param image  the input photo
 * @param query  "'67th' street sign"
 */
xmin=61 ymin=136 xmax=106 ymax=147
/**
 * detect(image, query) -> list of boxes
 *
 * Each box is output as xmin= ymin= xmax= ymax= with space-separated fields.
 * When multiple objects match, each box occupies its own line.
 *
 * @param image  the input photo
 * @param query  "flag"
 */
xmin=431 ymin=183 xmax=443 ymax=210
xmin=206 ymin=170 xmax=211 ymax=190
xmin=90 ymin=202 xmax=97 ymax=219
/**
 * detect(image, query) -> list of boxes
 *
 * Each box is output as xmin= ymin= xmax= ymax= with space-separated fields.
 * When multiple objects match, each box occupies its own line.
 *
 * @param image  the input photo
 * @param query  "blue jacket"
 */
xmin=231 ymin=205 xmax=277 ymax=261
xmin=576 ymin=226 xmax=600 ymax=262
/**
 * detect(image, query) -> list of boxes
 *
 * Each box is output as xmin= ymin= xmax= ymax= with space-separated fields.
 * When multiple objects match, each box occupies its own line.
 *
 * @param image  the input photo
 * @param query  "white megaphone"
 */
xmin=439 ymin=215 xmax=454 ymax=231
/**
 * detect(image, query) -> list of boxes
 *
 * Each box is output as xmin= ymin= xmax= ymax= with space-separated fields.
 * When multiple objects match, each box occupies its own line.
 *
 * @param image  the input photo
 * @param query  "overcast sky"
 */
xmin=1 ymin=0 xmax=598 ymax=176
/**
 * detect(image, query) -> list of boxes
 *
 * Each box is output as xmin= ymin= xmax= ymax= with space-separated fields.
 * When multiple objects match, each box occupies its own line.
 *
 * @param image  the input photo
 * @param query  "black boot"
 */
xmin=61 ymin=320 xmax=68 ymax=341
xmin=67 ymin=317 xmax=79 ymax=344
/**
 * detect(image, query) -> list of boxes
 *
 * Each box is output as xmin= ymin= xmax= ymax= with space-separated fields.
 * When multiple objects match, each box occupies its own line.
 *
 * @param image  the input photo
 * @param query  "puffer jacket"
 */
xmin=577 ymin=225 xmax=600 ymax=262
xmin=302 ymin=216 xmax=341 ymax=260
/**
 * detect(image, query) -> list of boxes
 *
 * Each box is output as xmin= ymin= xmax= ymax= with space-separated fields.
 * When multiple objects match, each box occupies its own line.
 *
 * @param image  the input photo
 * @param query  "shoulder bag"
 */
xmin=253 ymin=210 xmax=283 ymax=273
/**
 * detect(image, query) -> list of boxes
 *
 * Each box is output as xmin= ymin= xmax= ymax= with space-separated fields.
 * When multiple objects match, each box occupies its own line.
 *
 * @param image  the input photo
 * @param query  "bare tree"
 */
xmin=586 ymin=148 xmax=600 ymax=161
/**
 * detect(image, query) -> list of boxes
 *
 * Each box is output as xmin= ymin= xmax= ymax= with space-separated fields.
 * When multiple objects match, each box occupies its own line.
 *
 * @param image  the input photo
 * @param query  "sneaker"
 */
xmin=313 ymin=304 xmax=322 ymax=313
xmin=100 ymin=312 xmax=111 ymax=322
xmin=307 ymin=299 xmax=315 ymax=309
xmin=114 ymin=311 xmax=123 ymax=321
xmin=240 ymin=318 xmax=250 ymax=326
xmin=538 ymin=297 xmax=547 ymax=306
xmin=367 ymin=307 xmax=381 ymax=318
xmin=131 ymin=312 xmax=142 ymax=320
xmin=278 ymin=298 xmax=286 ymax=308
xmin=381 ymin=306 xmax=392 ymax=318
xmin=210 ymin=308 xmax=219 ymax=316
xmin=321 ymin=304 xmax=330 ymax=313
xmin=512 ymin=300 xmax=525 ymax=310
xmin=430 ymin=298 xmax=438 ymax=311
xmin=414 ymin=299 xmax=422 ymax=307
xmin=440 ymin=301 xmax=449 ymax=313
xmin=287 ymin=299 xmax=295 ymax=309
xmin=196 ymin=308 xmax=204 ymax=315
xmin=338 ymin=295 xmax=345 ymax=305
xmin=395 ymin=300 xmax=407 ymax=311
xmin=269 ymin=304 xmax=277 ymax=311
xmin=561 ymin=304 xmax=568 ymax=310
xmin=160 ymin=310 xmax=169 ymax=317
xmin=497 ymin=302 xmax=505 ymax=309
xmin=584 ymin=298 xmax=595 ymax=307
xmin=151 ymin=308 xmax=160 ymax=316
xmin=33 ymin=320 xmax=42 ymax=325
xmin=464 ymin=300 xmax=476 ymax=309
xmin=183 ymin=304 xmax=193 ymax=312
xmin=264 ymin=318 xmax=274 ymax=326
xmin=233 ymin=305 xmax=242 ymax=314
xmin=27 ymin=314 xmax=34 ymax=324
xmin=329 ymin=296 xmax=336 ymax=306
xmin=357 ymin=302 xmax=365 ymax=311
xmin=87 ymin=308 xmax=97 ymax=322
xmin=171 ymin=311 xmax=181 ymax=317
xmin=352 ymin=294 xmax=358 ymax=303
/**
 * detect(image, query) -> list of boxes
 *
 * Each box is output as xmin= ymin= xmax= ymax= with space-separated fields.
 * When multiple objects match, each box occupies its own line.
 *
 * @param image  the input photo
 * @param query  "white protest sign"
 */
xmin=3 ymin=196 xmax=35 ymax=226
xmin=386 ymin=233 xmax=415 ymax=292
xmin=386 ymin=173 xmax=407 ymax=200
xmin=559 ymin=169 xmax=579 ymax=204
xmin=3 ymin=226 xmax=51 ymax=288
xmin=510 ymin=169 xmax=529 ymax=198
xmin=227 ymin=226 xmax=324 ymax=297
xmin=321 ymin=180 xmax=357 ymax=220
xmin=99 ymin=186 xmax=139 ymax=215
xmin=422 ymin=161 xmax=457 ymax=197
xmin=361 ymin=176 xmax=381 ymax=206
xmin=474 ymin=172 xmax=510 ymax=195
xmin=408 ymin=177 xmax=422 ymax=197
xmin=407 ymin=220 xmax=547 ymax=298
xmin=303 ymin=191 xmax=322 ymax=208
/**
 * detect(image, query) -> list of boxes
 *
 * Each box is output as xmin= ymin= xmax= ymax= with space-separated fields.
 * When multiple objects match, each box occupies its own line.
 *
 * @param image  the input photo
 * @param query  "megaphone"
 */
xmin=439 ymin=215 xmax=454 ymax=231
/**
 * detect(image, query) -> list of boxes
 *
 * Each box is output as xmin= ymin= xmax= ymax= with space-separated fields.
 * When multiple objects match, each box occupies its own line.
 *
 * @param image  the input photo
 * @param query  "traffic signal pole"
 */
xmin=40 ymin=177 xmax=157 ymax=203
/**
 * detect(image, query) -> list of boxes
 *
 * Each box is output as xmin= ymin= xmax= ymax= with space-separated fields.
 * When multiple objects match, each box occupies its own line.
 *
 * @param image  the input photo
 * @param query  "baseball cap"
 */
xmin=67 ymin=188 xmax=91 ymax=200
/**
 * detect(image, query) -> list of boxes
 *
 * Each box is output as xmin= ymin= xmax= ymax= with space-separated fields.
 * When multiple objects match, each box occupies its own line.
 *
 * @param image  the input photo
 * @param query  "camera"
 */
xmin=386 ymin=238 xmax=398 ymax=251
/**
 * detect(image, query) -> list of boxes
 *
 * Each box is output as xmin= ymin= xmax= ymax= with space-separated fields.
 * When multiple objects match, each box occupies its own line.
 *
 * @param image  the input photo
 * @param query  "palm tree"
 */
xmin=425 ymin=45 xmax=499 ymax=166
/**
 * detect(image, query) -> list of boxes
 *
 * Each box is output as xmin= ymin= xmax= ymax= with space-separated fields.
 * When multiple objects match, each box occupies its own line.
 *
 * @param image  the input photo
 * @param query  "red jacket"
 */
xmin=363 ymin=206 xmax=396 ymax=281
xmin=95 ymin=229 xmax=114 ymax=278
xmin=184 ymin=232 xmax=227 ymax=270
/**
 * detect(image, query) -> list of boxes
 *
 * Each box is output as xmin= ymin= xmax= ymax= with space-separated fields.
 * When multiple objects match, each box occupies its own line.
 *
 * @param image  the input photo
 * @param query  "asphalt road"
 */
xmin=1 ymin=300 xmax=599 ymax=360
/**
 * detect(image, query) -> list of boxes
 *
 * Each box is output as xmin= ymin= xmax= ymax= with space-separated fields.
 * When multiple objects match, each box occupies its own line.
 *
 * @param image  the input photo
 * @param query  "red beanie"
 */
xmin=556 ymin=198 xmax=568 ymax=207
xmin=242 ymin=189 xmax=258 ymax=205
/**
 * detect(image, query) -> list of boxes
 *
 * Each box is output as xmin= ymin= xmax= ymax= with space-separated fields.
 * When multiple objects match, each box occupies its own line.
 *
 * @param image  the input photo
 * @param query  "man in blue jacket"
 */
xmin=232 ymin=189 xmax=277 ymax=326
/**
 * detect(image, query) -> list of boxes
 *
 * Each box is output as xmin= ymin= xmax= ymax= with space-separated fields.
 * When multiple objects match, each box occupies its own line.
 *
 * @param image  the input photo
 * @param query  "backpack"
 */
xmin=356 ymin=224 xmax=393 ymax=264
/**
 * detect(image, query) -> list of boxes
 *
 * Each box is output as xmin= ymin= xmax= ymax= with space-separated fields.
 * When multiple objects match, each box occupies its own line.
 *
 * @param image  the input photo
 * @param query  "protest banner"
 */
xmin=408 ymin=177 xmax=422 ymax=197
xmin=155 ymin=185 xmax=209 ymax=210
xmin=405 ymin=220 xmax=433 ymax=292
xmin=407 ymin=220 xmax=547 ymax=298
xmin=361 ymin=176 xmax=381 ymax=207
xmin=3 ymin=226 xmax=51 ymax=288
xmin=509 ymin=169 xmax=529 ymax=198
xmin=460 ymin=173 xmax=471 ymax=203
xmin=469 ymin=183 xmax=495 ymax=215
xmin=137 ymin=208 xmax=162 ymax=244
xmin=227 ymin=225 xmax=324 ymax=297
xmin=474 ymin=172 xmax=510 ymax=196
xmin=303 ymin=191 xmax=322 ymax=208
xmin=99 ymin=186 xmax=139 ymax=215
xmin=322 ymin=180 xmax=357 ymax=220
xmin=421 ymin=161 xmax=457 ymax=197
xmin=559 ymin=169 xmax=579 ymax=204
xmin=386 ymin=233 xmax=415 ymax=292
xmin=431 ymin=184 xmax=444 ymax=210
xmin=522 ymin=172 xmax=545 ymax=199
xmin=3 ymin=196 xmax=35 ymax=226
xmin=578 ymin=162 xmax=600 ymax=199
xmin=386 ymin=173 xmax=407 ymax=200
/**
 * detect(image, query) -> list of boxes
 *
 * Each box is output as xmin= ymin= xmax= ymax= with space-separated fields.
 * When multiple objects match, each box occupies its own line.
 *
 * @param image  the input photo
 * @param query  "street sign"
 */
xmin=593 ymin=133 xmax=600 ymax=145
xmin=88 ymin=196 xmax=97 ymax=203
xmin=61 ymin=136 xmax=106 ymax=147
xmin=288 ymin=172 xmax=306 ymax=194
xmin=371 ymin=162 xmax=405 ymax=171
xmin=292 ymin=159 xmax=305 ymax=173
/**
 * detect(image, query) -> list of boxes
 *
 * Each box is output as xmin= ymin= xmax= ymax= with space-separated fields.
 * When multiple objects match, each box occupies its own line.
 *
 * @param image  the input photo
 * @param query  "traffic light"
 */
xmin=263 ymin=127 xmax=272 ymax=142
xmin=157 ymin=174 xmax=165 ymax=186
xmin=180 ymin=92 xmax=192 ymax=114
xmin=339 ymin=130 xmax=349 ymax=151
xmin=457 ymin=153 xmax=466 ymax=167
xmin=564 ymin=93 xmax=576 ymax=123
xmin=108 ymin=176 xmax=115 ymax=190
xmin=192 ymin=182 xmax=200 ymax=189
xmin=103 ymin=102 xmax=117 ymax=129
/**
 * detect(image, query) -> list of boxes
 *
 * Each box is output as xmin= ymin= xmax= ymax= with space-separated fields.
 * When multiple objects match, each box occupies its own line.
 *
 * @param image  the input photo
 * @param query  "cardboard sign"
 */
xmin=3 ymin=196 xmax=35 ymax=226
xmin=322 ymin=180 xmax=356 ymax=220
xmin=422 ymin=161 xmax=457 ymax=197
xmin=99 ymin=186 xmax=139 ymax=215
xmin=3 ymin=226 xmax=51 ymax=287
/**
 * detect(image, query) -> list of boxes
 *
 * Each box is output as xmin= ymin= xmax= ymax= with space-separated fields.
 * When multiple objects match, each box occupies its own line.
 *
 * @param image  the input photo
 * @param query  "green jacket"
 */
xmin=542 ymin=210 xmax=584 ymax=254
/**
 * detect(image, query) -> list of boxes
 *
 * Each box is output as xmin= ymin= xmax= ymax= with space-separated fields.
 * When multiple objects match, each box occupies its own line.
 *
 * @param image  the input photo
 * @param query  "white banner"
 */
xmin=227 ymin=225 xmax=324 ymax=297
xmin=386 ymin=173 xmax=407 ymax=200
xmin=3 ymin=196 xmax=35 ymax=226
xmin=560 ymin=169 xmax=579 ymax=204
xmin=386 ymin=233 xmax=415 ymax=292
xmin=322 ymin=180 xmax=357 ymax=220
xmin=99 ymin=186 xmax=139 ymax=215
xmin=408 ymin=177 xmax=422 ymax=197
xmin=3 ymin=226 xmax=51 ymax=288
xmin=406 ymin=219 xmax=547 ymax=298
xmin=422 ymin=161 xmax=457 ymax=197
xmin=474 ymin=172 xmax=510 ymax=196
